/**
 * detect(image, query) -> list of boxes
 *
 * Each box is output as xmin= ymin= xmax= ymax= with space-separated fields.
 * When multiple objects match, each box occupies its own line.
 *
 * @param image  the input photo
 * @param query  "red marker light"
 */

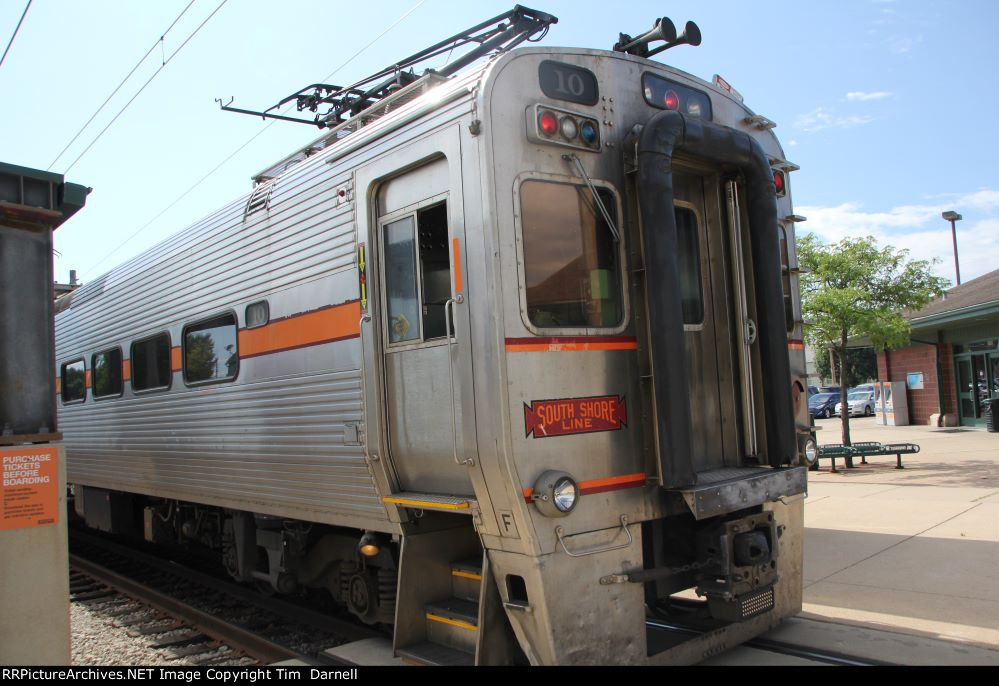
xmin=773 ymin=170 xmax=786 ymax=196
xmin=539 ymin=110 xmax=559 ymax=136
xmin=664 ymin=90 xmax=680 ymax=110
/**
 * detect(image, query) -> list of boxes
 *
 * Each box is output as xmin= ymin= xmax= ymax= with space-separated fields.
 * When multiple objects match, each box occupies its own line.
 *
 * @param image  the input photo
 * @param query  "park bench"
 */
xmin=816 ymin=442 xmax=920 ymax=472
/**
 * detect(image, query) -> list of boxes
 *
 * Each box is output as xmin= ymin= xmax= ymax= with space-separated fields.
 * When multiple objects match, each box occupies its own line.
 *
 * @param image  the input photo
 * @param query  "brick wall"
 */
xmin=878 ymin=343 xmax=954 ymax=425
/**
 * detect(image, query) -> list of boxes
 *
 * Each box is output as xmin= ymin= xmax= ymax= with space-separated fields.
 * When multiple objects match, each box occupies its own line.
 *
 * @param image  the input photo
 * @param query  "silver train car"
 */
xmin=55 ymin=9 xmax=814 ymax=665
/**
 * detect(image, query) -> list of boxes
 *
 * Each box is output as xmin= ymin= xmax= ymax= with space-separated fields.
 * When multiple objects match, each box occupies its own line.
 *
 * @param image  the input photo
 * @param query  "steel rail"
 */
xmin=70 ymin=553 xmax=300 ymax=665
xmin=70 ymin=529 xmax=383 ymax=642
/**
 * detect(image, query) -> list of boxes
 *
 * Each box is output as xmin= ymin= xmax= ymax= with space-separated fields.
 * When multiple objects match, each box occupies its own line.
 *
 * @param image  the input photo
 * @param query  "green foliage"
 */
xmin=816 ymin=347 xmax=877 ymax=387
xmin=798 ymin=234 xmax=948 ymax=353
xmin=798 ymin=234 xmax=947 ymax=445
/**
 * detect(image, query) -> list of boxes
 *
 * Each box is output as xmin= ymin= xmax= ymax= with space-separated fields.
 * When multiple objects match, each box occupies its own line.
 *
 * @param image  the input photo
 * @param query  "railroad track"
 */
xmin=70 ymin=530 xmax=382 ymax=666
xmin=646 ymin=618 xmax=895 ymax=666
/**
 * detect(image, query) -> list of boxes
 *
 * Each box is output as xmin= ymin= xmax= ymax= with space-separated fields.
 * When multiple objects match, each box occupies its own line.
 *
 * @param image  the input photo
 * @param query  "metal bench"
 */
xmin=816 ymin=444 xmax=857 ymax=473
xmin=817 ymin=442 xmax=920 ymax=472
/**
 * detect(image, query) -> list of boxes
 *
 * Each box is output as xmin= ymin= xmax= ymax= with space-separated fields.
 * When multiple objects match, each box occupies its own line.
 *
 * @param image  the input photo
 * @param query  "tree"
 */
xmin=816 ymin=347 xmax=877 ymax=388
xmin=798 ymin=235 xmax=947 ymax=455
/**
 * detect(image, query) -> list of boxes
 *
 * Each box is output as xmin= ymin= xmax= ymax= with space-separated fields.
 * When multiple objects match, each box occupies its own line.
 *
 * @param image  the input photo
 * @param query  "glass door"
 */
xmin=956 ymin=352 xmax=993 ymax=426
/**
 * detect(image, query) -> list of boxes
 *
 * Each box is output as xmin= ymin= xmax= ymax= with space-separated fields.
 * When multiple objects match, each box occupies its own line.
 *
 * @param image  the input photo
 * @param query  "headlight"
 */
xmin=803 ymin=439 xmax=818 ymax=467
xmin=532 ymin=470 xmax=579 ymax=518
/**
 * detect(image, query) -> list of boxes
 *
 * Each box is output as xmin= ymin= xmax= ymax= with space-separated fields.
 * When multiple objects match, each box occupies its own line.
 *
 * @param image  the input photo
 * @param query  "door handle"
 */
xmin=444 ymin=295 xmax=473 ymax=467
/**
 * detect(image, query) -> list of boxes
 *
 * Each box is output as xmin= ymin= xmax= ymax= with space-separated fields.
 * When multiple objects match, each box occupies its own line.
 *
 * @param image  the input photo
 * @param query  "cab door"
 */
xmin=375 ymin=157 xmax=475 ymax=496
xmin=670 ymin=164 xmax=742 ymax=470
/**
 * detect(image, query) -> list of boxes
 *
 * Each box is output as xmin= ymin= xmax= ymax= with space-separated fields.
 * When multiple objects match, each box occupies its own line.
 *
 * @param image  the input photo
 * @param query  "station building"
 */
xmin=876 ymin=268 xmax=999 ymax=427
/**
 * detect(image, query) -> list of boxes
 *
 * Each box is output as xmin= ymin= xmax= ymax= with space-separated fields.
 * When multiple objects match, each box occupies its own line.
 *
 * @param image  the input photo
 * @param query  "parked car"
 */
xmin=809 ymin=392 xmax=839 ymax=419
xmin=835 ymin=391 xmax=876 ymax=417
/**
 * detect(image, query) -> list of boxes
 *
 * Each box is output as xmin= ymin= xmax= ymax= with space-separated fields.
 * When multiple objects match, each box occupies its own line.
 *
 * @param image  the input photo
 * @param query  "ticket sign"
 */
xmin=1 ymin=445 xmax=59 ymax=530
xmin=525 ymin=395 xmax=627 ymax=438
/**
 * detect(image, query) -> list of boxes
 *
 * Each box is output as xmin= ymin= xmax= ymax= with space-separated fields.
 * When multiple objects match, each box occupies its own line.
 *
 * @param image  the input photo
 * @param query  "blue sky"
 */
xmin=2 ymin=0 xmax=996 ymax=286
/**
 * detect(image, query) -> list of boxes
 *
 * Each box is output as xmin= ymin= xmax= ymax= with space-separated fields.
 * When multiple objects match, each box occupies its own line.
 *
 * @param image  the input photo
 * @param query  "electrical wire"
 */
xmin=48 ymin=0 xmax=198 ymax=170
xmin=63 ymin=0 xmax=228 ymax=175
xmin=0 ymin=0 xmax=32 ymax=69
xmin=80 ymin=0 xmax=427 ymax=278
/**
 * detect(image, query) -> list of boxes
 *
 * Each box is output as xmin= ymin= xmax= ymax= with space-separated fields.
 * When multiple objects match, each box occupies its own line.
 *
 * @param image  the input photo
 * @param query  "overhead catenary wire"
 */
xmin=48 ymin=0 xmax=199 ymax=170
xmin=0 ymin=0 xmax=32 ymax=70
xmin=62 ymin=0 xmax=229 ymax=175
xmin=80 ymin=0 xmax=428 ymax=279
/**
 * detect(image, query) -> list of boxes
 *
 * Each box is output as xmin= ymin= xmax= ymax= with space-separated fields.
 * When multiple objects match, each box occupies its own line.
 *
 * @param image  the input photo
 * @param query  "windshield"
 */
xmin=848 ymin=392 xmax=870 ymax=401
xmin=809 ymin=393 xmax=833 ymax=405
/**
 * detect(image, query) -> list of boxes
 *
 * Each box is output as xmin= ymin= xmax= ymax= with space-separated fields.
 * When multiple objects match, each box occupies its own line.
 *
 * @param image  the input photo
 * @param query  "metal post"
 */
xmin=942 ymin=211 xmax=962 ymax=286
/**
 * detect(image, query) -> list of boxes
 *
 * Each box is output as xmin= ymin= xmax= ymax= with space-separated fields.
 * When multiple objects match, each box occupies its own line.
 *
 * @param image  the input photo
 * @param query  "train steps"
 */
xmin=397 ymin=558 xmax=483 ymax=666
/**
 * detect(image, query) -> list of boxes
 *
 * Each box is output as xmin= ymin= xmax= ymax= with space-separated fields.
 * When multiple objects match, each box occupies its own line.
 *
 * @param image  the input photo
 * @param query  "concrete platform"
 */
xmin=324 ymin=638 xmax=405 ymax=666
xmin=802 ymin=418 xmax=999 ymax=653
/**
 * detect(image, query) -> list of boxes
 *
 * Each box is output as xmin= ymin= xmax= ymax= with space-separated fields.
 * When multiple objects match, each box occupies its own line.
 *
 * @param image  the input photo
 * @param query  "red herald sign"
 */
xmin=524 ymin=395 xmax=627 ymax=438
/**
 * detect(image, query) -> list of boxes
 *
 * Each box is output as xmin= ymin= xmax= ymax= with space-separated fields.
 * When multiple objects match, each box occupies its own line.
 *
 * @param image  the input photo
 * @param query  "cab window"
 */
xmin=520 ymin=180 xmax=622 ymax=328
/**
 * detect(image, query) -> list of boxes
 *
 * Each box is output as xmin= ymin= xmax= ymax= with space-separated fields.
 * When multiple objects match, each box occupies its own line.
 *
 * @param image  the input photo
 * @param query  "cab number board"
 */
xmin=539 ymin=61 xmax=599 ymax=106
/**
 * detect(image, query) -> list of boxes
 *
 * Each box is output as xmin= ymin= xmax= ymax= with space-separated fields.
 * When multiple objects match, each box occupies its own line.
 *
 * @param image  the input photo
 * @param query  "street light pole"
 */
xmin=942 ymin=211 xmax=962 ymax=285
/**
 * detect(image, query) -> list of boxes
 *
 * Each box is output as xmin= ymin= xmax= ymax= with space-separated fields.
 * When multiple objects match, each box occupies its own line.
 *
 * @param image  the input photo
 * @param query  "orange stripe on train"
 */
xmin=506 ymin=336 xmax=638 ymax=353
xmin=239 ymin=301 xmax=361 ymax=359
xmin=522 ymin=472 xmax=647 ymax=503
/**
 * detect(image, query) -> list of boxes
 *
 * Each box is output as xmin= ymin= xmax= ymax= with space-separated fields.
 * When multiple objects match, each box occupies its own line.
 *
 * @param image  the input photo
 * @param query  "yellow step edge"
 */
xmin=426 ymin=613 xmax=478 ymax=632
xmin=451 ymin=570 xmax=482 ymax=581
xmin=383 ymin=496 xmax=470 ymax=510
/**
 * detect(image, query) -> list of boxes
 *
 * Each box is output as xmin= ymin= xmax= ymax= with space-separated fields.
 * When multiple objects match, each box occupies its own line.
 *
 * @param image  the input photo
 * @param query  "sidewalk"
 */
xmin=804 ymin=417 xmax=999 ymax=650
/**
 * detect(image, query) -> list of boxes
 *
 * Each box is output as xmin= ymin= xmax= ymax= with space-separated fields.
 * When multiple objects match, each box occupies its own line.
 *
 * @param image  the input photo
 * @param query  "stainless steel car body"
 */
xmin=56 ymin=44 xmax=809 ymax=664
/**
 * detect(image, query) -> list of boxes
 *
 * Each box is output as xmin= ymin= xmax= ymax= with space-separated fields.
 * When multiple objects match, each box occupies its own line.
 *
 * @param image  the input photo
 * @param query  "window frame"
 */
xmin=60 ymin=358 xmax=87 ymax=405
xmin=130 ymin=331 xmax=173 ymax=394
xmin=376 ymin=192 xmax=452 ymax=353
xmin=90 ymin=347 xmax=124 ymax=400
xmin=512 ymin=172 xmax=629 ymax=336
xmin=182 ymin=311 xmax=240 ymax=387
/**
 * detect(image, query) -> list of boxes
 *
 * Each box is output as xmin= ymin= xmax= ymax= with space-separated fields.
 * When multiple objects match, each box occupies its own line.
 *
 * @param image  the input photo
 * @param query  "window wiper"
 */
xmin=562 ymin=153 xmax=621 ymax=242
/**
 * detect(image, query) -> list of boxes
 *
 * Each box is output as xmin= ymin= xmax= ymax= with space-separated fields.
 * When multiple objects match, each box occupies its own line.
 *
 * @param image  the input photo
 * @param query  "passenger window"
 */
xmin=61 ymin=359 xmax=86 ymax=403
xmin=674 ymin=207 xmax=704 ymax=325
xmin=91 ymin=348 xmax=123 ymax=399
xmin=520 ymin=180 xmax=621 ymax=328
xmin=184 ymin=314 xmax=239 ymax=384
xmin=132 ymin=333 xmax=172 ymax=392
xmin=382 ymin=201 xmax=451 ymax=344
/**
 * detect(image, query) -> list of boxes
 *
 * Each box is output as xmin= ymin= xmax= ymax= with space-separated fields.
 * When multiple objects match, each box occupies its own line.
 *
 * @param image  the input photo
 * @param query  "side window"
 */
xmin=382 ymin=201 xmax=451 ymax=345
xmin=91 ymin=348 xmax=123 ymax=399
xmin=184 ymin=313 xmax=239 ymax=384
xmin=132 ymin=333 xmax=172 ymax=392
xmin=520 ymin=180 xmax=622 ymax=328
xmin=61 ymin=359 xmax=86 ymax=403
xmin=779 ymin=227 xmax=794 ymax=333
xmin=674 ymin=206 xmax=705 ymax=325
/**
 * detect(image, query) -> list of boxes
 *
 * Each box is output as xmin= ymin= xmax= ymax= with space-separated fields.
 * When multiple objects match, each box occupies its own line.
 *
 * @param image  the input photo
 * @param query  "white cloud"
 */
xmin=888 ymin=33 xmax=923 ymax=54
xmin=846 ymin=91 xmax=893 ymax=101
xmin=794 ymin=107 xmax=874 ymax=132
xmin=797 ymin=189 xmax=999 ymax=283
